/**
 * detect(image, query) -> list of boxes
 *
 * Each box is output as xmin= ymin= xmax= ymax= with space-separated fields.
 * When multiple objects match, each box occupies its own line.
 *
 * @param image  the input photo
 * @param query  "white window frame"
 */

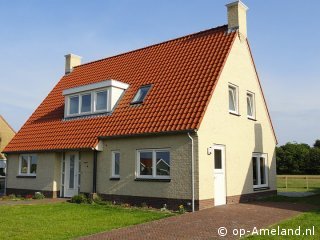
xmin=136 ymin=149 xmax=170 ymax=179
xmin=94 ymin=90 xmax=109 ymax=113
xmin=19 ymin=154 xmax=37 ymax=176
xmin=252 ymin=153 xmax=268 ymax=188
xmin=111 ymin=151 xmax=120 ymax=178
xmin=228 ymin=84 xmax=239 ymax=114
xmin=247 ymin=91 xmax=256 ymax=119
xmin=66 ymin=88 xmax=110 ymax=117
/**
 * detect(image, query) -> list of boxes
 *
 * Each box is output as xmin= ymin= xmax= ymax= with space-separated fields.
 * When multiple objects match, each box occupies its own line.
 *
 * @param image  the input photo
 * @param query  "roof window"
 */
xmin=131 ymin=85 xmax=151 ymax=104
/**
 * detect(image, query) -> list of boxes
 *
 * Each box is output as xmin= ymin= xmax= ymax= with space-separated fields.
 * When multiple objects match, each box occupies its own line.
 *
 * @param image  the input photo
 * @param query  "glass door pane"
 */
xmin=69 ymin=155 xmax=75 ymax=188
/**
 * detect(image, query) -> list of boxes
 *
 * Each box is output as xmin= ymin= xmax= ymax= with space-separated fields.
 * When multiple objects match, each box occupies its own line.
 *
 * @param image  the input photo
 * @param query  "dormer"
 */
xmin=63 ymin=79 xmax=129 ymax=118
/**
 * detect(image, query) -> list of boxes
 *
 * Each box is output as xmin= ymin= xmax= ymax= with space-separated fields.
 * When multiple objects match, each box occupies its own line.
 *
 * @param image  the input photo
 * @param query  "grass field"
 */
xmin=0 ymin=202 xmax=172 ymax=240
xmin=245 ymin=194 xmax=320 ymax=239
xmin=277 ymin=175 xmax=320 ymax=193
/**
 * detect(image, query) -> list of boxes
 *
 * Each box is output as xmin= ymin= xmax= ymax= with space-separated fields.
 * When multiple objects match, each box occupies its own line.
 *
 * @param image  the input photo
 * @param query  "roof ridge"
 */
xmin=75 ymin=25 xmax=228 ymax=68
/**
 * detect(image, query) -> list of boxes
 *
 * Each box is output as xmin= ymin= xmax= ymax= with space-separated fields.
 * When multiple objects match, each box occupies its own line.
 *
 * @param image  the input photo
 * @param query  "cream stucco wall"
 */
xmin=79 ymin=151 xmax=93 ymax=193
xmin=0 ymin=117 xmax=15 ymax=159
xmin=6 ymin=153 xmax=61 ymax=192
xmin=197 ymin=36 xmax=277 ymax=200
xmin=97 ymin=134 xmax=196 ymax=200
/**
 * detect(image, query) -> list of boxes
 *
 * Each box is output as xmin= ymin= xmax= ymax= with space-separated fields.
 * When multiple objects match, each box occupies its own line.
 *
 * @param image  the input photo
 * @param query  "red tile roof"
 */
xmin=4 ymin=25 xmax=236 ymax=153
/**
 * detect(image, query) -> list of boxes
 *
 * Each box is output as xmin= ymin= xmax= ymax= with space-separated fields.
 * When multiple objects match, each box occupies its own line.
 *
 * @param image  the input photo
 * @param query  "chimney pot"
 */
xmin=65 ymin=54 xmax=82 ymax=74
xmin=226 ymin=1 xmax=249 ymax=38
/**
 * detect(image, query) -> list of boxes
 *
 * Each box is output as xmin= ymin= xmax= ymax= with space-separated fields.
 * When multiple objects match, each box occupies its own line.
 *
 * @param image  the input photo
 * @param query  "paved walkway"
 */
xmin=0 ymin=198 xmax=67 ymax=206
xmin=80 ymin=202 xmax=315 ymax=240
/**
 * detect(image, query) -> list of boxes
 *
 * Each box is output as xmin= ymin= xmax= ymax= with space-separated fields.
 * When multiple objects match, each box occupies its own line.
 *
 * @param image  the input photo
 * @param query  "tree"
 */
xmin=314 ymin=139 xmax=320 ymax=148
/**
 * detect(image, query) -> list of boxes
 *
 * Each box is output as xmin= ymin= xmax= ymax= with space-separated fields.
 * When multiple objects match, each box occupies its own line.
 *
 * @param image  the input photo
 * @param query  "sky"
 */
xmin=0 ymin=0 xmax=319 ymax=146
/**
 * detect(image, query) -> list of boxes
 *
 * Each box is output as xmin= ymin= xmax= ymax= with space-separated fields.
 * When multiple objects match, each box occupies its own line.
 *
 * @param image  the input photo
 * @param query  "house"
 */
xmin=4 ymin=1 xmax=277 ymax=211
xmin=0 ymin=115 xmax=16 ymax=193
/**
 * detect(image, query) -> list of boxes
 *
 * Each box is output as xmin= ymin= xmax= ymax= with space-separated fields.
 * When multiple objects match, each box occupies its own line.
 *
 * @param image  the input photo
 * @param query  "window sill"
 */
xmin=16 ymin=175 xmax=36 ymax=179
xmin=247 ymin=116 xmax=257 ymax=121
xmin=253 ymin=187 xmax=270 ymax=191
xmin=109 ymin=177 xmax=120 ymax=181
xmin=229 ymin=111 xmax=241 ymax=117
xmin=135 ymin=178 xmax=171 ymax=182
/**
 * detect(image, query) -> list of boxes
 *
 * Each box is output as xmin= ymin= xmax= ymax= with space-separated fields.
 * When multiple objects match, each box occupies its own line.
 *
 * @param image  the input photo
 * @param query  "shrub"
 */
xmin=8 ymin=194 xmax=16 ymax=199
xmin=33 ymin=192 xmax=45 ymax=199
xmin=70 ymin=194 xmax=88 ymax=204
xmin=178 ymin=205 xmax=186 ymax=214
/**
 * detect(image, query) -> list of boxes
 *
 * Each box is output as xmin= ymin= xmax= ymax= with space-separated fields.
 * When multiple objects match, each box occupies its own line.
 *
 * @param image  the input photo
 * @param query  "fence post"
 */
xmin=306 ymin=176 xmax=309 ymax=190
xmin=285 ymin=176 xmax=288 ymax=190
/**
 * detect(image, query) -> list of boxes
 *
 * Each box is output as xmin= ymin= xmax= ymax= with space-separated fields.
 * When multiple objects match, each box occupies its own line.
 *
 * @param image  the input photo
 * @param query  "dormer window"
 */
xmin=63 ymin=80 xmax=129 ymax=118
xmin=131 ymin=85 xmax=151 ymax=104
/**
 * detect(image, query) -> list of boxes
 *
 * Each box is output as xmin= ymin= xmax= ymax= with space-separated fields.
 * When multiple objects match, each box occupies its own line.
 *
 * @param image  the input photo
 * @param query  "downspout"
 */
xmin=93 ymin=150 xmax=97 ymax=193
xmin=187 ymin=132 xmax=195 ymax=212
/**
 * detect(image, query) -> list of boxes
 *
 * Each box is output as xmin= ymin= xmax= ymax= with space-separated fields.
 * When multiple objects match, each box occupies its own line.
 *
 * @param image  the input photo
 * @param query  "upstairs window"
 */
xmin=228 ymin=84 xmax=239 ymax=114
xmin=63 ymin=80 xmax=129 ymax=118
xmin=68 ymin=91 xmax=101 ymax=116
xmin=81 ymin=93 xmax=92 ymax=113
xmin=131 ymin=85 xmax=151 ymax=104
xmin=95 ymin=91 xmax=108 ymax=111
xmin=247 ymin=91 xmax=255 ymax=119
xmin=69 ymin=96 xmax=79 ymax=114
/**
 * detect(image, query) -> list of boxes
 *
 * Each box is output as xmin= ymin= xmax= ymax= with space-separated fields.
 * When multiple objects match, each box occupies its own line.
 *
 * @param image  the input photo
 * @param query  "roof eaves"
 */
xmin=98 ymin=129 xmax=198 ymax=140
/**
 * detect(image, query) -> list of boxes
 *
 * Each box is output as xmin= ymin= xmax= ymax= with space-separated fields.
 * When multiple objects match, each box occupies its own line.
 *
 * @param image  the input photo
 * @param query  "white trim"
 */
xmin=252 ymin=153 xmax=268 ymax=188
xmin=63 ymin=79 xmax=129 ymax=96
xmin=111 ymin=151 xmax=120 ymax=178
xmin=18 ymin=154 xmax=37 ymax=176
xmin=136 ymin=149 xmax=171 ymax=179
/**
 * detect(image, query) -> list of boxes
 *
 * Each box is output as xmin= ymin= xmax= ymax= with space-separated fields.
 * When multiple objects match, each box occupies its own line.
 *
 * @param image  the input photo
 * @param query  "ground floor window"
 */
xmin=19 ymin=155 xmax=37 ymax=176
xmin=111 ymin=151 xmax=120 ymax=177
xmin=252 ymin=153 xmax=268 ymax=188
xmin=137 ymin=149 xmax=170 ymax=179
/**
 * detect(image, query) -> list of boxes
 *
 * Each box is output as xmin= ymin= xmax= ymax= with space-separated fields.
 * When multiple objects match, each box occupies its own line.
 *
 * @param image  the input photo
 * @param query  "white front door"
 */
xmin=213 ymin=145 xmax=226 ymax=206
xmin=63 ymin=152 xmax=79 ymax=198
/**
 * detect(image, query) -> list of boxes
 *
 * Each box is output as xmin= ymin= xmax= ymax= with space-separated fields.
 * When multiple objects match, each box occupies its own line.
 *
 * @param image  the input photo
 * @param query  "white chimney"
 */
xmin=226 ymin=1 xmax=249 ymax=38
xmin=65 ymin=53 xmax=82 ymax=74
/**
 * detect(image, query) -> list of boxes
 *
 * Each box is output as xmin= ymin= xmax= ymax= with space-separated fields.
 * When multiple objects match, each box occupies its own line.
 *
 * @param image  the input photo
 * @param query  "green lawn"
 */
xmin=245 ymin=194 xmax=320 ymax=239
xmin=0 ymin=202 xmax=173 ymax=240
xmin=277 ymin=175 xmax=320 ymax=193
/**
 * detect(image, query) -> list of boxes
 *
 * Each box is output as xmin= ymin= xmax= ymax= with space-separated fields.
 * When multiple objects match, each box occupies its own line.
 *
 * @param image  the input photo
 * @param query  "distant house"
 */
xmin=4 ymin=1 xmax=277 ymax=210
xmin=0 ymin=115 xmax=16 ymax=193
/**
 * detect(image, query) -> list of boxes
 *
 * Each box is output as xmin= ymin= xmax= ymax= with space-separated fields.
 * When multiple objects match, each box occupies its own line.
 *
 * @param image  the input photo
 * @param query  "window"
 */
xmin=63 ymin=80 xmax=129 ymax=118
xmin=81 ymin=93 xmax=92 ymax=113
xmin=19 ymin=155 xmax=37 ymax=176
xmin=131 ymin=85 xmax=151 ymax=104
xmin=247 ymin=92 xmax=255 ymax=119
xmin=95 ymin=91 xmax=108 ymax=111
xmin=228 ymin=84 xmax=239 ymax=114
xmin=67 ymin=89 xmax=109 ymax=116
xmin=111 ymin=151 xmax=120 ymax=177
xmin=252 ymin=153 xmax=268 ymax=188
xmin=137 ymin=149 xmax=170 ymax=179
xmin=214 ymin=149 xmax=222 ymax=169
xmin=69 ymin=96 xmax=79 ymax=114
